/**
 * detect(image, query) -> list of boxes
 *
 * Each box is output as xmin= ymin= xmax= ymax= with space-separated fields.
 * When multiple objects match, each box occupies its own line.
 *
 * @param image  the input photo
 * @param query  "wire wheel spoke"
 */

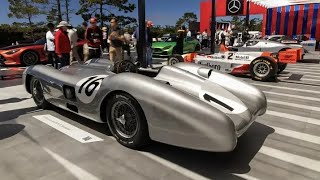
xmin=111 ymin=100 xmax=139 ymax=139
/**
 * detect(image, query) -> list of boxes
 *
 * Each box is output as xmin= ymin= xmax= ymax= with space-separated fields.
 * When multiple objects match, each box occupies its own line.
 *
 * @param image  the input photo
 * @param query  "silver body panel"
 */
xmin=23 ymin=59 xmax=267 ymax=152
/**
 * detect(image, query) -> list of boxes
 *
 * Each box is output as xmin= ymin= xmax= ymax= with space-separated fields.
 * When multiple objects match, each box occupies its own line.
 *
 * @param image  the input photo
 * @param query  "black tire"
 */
xmin=250 ymin=57 xmax=278 ymax=81
xmin=167 ymin=54 xmax=184 ymax=65
xmin=21 ymin=51 xmax=39 ymax=66
xmin=277 ymin=63 xmax=287 ymax=74
xmin=106 ymin=93 xmax=150 ymax=149
xmin=30 ymin=77 xmax=49 ymax=109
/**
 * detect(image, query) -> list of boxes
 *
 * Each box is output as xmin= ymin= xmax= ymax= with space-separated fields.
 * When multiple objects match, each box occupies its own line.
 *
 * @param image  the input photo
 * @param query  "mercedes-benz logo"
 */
xmin=228 ymin=0 xmax=241 ymax=14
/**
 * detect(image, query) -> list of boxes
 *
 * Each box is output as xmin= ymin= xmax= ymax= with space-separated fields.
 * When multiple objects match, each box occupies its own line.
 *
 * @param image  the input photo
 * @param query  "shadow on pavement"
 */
xmin=0 ymin=107 xmax=39 ymax=123
xmin=0 ymin=78 xmax=22 ymax=88
xmin=52 ymin=104 xmax=273 ymax=179
xmin=0 ymin=98 xmax=30 ymax=105
xmin=0 ymin=124 xmax=25 ymax=140
xmin=142 ymin=122 xmax=274 ymax=180
xmin=300 ymin=59 xmax=320 ymax=64
xmin=50 ymin=106 xmax=112 ymax=136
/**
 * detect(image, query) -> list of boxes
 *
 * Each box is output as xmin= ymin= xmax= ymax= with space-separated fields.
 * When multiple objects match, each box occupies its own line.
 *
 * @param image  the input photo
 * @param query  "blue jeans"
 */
xmin=146 ymin=46 xmax=153 ymax=66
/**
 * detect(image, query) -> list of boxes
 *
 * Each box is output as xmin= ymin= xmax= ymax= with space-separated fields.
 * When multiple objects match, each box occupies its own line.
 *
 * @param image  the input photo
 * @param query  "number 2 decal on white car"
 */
xmin=75 ymin=75 xmax=108 ymax=104
xmin=227 ymin=52 xmax=234 ymax=60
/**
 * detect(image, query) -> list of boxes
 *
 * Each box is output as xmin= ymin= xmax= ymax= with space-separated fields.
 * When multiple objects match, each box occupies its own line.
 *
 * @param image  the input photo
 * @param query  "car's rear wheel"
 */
xmin=168 ymin=55 xmax=184 ymax=65
xmin=250 ymin=57 xmax=277 ymax=81
xmin=106 ymin=93 xmax=149 ymax=149
xmin=30 ymin=77 xmax=49 ymax=109
xmin=277 ymin=63 xmax=287 ymax=74
xmin=21 ymin=51 xmax=39 ymax=66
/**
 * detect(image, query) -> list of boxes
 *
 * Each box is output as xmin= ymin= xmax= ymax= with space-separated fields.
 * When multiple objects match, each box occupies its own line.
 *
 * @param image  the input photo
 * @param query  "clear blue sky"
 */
xmin=0 ymin=0 xmax=261 ymax=26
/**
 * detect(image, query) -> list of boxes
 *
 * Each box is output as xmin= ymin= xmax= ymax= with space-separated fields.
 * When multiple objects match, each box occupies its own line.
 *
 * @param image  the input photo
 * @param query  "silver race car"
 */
xmin=23 ymin=59 xmax=267 ymax=152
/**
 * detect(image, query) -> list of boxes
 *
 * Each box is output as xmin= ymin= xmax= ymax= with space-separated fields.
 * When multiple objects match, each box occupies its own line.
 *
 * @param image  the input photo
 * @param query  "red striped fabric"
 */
xmin=307 ymin=4 xmax=314 ymax=34
xmin=316 ymin=5 xmax=320 ymax=39
xmin=280 ymin=6 xmax=286 ymax=35
xmin=287 ymin=5 xmax=295 ymax=37
xmin=271 ymin=7 xmax=277 ymax=34
xmin=296 ymin=4 xmax=305 ymax=35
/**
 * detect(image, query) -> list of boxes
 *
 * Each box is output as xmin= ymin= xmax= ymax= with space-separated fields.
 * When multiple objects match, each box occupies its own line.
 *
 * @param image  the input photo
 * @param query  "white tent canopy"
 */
xmin=248 ymin=0 xmax=320 ymax=8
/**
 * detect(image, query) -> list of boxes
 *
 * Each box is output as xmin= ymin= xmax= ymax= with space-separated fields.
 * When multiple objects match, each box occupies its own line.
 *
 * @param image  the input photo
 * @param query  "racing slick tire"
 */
xmin=106 ymin=93 xmax=150 ymax=149
xmin=250 ymin=57 xmax=278 ymax=82
xmin=277 ymin=63 xmax=287 ymax=74
xmin=30 ymin=77 xmax=49 ymax=109
xmin=168 ymin=54 xmax=184 ymax=65
xmin=21 ymin=51 xmax=39 ymax=66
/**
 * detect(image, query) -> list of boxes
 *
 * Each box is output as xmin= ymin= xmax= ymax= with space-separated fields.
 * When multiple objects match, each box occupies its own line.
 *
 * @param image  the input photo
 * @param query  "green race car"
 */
xmin=152 ymin=36 xmax=200 ymax=57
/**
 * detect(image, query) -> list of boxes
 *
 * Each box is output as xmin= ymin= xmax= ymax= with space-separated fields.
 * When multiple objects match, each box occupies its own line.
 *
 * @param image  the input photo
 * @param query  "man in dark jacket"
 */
xmin=133 ymin=20 xmax=154 ymax=68
xmin=85 ymin=17 xmax=103 ymax=59
xmin=55 ymin=21 xmax=71 ymax=68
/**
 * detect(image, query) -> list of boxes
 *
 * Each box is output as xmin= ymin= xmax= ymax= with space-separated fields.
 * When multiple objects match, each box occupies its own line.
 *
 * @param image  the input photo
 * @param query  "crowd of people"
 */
xmin=45 ymin=17 xmax=136 ymax=69
xmin=46 ymin=18 xmax=242 ymax=69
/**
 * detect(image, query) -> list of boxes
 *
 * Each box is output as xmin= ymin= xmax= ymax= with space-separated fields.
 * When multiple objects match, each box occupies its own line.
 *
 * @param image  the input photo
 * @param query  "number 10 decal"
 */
xmin=76 ymin=75 xmax=107 ymax=104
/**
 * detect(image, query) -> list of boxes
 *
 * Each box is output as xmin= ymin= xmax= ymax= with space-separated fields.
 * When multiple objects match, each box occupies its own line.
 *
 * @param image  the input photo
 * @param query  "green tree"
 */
xmin=175 ymin=12 xmax=197 ymax=29
xmin=77 ymin=0 xmax=136 ymax=27
xmin=7 ymin=0 xmax=46 ymax=40
xmin=40 ymin=0 xmax=73 ymax=25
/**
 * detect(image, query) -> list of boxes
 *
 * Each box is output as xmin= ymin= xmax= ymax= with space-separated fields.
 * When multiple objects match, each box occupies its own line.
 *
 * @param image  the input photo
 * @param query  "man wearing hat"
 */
xmin=85 ymin=17 xmax=103 ymax=59
xmin=54 ymin=21 xmax=71 ymax=68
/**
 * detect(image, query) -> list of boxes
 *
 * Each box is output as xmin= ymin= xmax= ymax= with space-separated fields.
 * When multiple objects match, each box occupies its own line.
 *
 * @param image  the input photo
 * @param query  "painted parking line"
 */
xmin=232 ymin=174 xmax=261 ymax=180
xmin=263 ymin=91 xmax=320 ymax=102
xmin=286 ymin=66 xmax=320 ymax=70
xmin=259 ymin=146 xmax=320 ymax=173
xmin=286 ymin=70 xmax=320 ymax=76
xmin=33 ymin=115 xmax=103 ymax=143
xmin=251 ymin=83 xmax=320 ymax=94
xmin=266 ymin=110 xmax=320 ymax=126
xmin=43 ymin=147 xmax=101 ymax=180
xmin=286 ymin=67 xmax=320 ymax=73
xmin=0 ymin=98 xmax=35 ymax=112
xmin=269 ymin=125 xmax=320 ymax=145
xmin=301 ymin=78 xmax=320 ymax=82
xmin=268 ymin=100 xmax=320 ymax=112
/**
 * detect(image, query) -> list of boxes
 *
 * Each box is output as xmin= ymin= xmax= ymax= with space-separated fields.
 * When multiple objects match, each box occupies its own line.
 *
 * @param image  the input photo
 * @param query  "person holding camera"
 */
xmin=108 ymin=18 xmax=125 ymax=62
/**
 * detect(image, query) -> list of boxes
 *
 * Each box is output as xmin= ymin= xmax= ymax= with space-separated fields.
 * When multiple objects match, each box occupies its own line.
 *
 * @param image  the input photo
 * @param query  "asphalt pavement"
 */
xmin=0 ymin=53 xmax=320 ymax=180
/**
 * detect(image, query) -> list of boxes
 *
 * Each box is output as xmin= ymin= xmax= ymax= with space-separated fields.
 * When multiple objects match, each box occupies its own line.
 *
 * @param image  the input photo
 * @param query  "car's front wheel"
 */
xmin=30 ymin=77 xmax=49 ymax=109
xmin=21 ymin=51 xmax=39 ymax=66
xmin=167 ymin=55 xmax=184 ymax=65
xmin=250 ymin=57 xmax=278 ymax=81
xmin=106 ymin=93 xmax=150 ymax=149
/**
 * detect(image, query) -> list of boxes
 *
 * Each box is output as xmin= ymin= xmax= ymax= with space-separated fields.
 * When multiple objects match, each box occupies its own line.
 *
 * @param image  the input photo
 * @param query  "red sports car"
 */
xmin=0 ymin=38 xmax=87 ymax=66
xmin=0 ymin=38 xmax=47 ymax=66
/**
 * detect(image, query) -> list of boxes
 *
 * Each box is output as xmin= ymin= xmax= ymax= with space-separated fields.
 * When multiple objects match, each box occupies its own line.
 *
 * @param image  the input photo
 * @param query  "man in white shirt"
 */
xmin=186 ymin=29 xmax=192 ymax=37
xmin=67 ymin=25 xmax=81 ymax=64
xmin=202 ymin=29 xmax=209 ymax=48
xmin=45 ymin=23 xmax=57 ymax=67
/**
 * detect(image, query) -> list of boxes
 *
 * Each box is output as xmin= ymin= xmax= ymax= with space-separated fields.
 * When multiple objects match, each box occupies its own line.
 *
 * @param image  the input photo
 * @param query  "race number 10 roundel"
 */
xmin=75 ymin=75 xmax=108 ymax=104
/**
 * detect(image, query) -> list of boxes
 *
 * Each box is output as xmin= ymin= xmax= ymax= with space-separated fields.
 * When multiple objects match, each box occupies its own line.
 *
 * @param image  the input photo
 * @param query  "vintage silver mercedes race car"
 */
xmin=23 ymin=59 xmax=267 ymax=152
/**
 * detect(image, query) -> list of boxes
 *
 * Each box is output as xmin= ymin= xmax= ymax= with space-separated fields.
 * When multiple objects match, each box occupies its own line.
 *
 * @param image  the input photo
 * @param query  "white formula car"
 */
xmin=167 ymin=48 xmax=302 ymax=81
